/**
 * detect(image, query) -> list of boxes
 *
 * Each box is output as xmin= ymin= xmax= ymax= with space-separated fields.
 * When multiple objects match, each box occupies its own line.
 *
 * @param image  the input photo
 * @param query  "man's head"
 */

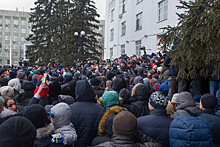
xmin=149 ymin=91 xmax=169 ymax=110
xmin=200 ymin=94 xmax=218 ymax=110
xmin=152 ymin=74 xmax=159 ymax=82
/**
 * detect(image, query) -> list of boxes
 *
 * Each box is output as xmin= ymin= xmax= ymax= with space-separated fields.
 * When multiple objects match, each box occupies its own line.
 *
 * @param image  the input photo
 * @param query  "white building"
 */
xmin=0 ymin=9 xmax=32 ymax=66
xmin=104 ymin=0 xmax=190 ymax=59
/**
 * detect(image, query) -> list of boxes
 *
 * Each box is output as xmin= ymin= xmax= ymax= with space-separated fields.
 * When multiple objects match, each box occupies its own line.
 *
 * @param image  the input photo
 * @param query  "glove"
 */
xmin=51 ymin=133 xmax=64 ymax=144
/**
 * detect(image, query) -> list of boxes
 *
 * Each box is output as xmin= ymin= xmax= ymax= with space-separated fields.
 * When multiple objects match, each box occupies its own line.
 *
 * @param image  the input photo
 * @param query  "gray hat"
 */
xmin=133 ymin=76 xmax=143 ymax=85
xmin=0 ymin=86 xmax=14 ymax=99
xmin=0 ymin=96 xmax=5 ymax=105
xmin=17 ymin=72 xmax=25 ymax=79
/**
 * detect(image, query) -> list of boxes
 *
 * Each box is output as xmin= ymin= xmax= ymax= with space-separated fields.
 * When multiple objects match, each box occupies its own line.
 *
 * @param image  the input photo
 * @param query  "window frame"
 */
xmin=136 ymin=12 xmax=143 ymax=31
xmin=158 ymin=0 xmax=168 ymax=22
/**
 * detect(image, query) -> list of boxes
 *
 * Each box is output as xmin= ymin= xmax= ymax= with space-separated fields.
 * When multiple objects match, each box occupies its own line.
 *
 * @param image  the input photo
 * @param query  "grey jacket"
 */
xmin=51 ymin=103 xmax=77 ymax=145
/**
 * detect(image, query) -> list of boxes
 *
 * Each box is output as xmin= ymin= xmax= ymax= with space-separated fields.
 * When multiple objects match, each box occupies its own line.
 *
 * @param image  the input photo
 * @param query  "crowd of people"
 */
xmin=0 ymin=52 xmax=219 ymax=147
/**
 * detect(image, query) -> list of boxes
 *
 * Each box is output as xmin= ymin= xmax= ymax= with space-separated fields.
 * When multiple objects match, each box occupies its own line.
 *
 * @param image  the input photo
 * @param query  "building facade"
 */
xmin=104 ymin=0 xmax=190 ymax=59
xmin=0 ymin=9 xmax=31 ymax=66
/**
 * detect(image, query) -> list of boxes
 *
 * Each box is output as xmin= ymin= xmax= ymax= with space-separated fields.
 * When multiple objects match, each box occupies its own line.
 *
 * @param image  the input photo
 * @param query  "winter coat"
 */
xmin=97 ymin=134 xmax=162 ymax=147
xmin=137 ymin=109 xmax=173 ymax=147
xmin=69 ymin=80 xmax=104 ymax=147
xmin=51 ymin=103 xmax=77 ymax=145
xmin=160 ymin=67 xmax=169 ymax=83
xmin=58 ymin=95 xmax=75 ymax=105
xmin=34 ymin=123 xmax=72 ymax=147
xmin=92 ymin=106 xmax=125 ymax=146
xmin=197 ymin=110 xmax=220 ymax=145
xmin=130 ymin=83 xmax=151 ymax=117
xmin=169 ymin=115 xmax=213 ymax=147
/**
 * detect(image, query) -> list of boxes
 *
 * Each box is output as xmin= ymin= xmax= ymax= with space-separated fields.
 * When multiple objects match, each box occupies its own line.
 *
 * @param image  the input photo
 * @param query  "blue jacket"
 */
xmin=137 ymin=109 xmax=173 ymax=147
xmin=69 ymin=80 xmax=104 ymax=147
xmin=170 ymin=115 xmax=213 ymax=147
xmin=198 ymin=110 xmax=220 ymax=145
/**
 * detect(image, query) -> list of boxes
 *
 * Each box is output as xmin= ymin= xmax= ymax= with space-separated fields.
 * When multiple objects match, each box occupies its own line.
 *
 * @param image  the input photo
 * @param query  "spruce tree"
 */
xmin=26 ymin=0 xmax=101 ymax=66
xmin=159 ymin=0 xmax=220 ymax=79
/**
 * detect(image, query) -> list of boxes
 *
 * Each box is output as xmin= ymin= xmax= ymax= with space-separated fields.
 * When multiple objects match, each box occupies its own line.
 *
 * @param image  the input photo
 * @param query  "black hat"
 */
xmin=24 ymin=104 xmax=48 ymax=129
xmin=0 ymin=116 xmax=36 ymax=147
xmin=152 ymin=74 xmax=159 ymax=79
xmin=90 ymin=78 xmax=100 ymax=86
xmin=201 ymin=94 xmax=218 ymax=109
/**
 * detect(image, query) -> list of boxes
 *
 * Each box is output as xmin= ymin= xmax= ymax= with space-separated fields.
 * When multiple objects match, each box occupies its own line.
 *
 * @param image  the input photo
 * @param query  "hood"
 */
xmin=119 ymin=88 xmax=131 ymax=104
xmin=102 ymin=91 xmax=119 ymax=110
xmin=75 ymin=80 xmax=96 ymax=102
xmin=112 ymin=78 xmax=127 ymax=93
xmin=176 ymin=92 xmax=196 ymax=110
xmin=8 ymin=78 xmax=21 ymax=92
xmin=23 ymin=81 xmax=35 ymax=91
xmin=131 ymin=83 xmax=151 ymax=101
xmin=36 ymin=123 xmax=54 ymax=138
xmin=50 ymin=102 xmax=72 ymax=129
xmin=133 ymin=76 xmax=143 ymax=85
xmin=58 ymin=95 xmax=75 ymax=105
xmin=64 ymin=72 xmax=73 ymax=83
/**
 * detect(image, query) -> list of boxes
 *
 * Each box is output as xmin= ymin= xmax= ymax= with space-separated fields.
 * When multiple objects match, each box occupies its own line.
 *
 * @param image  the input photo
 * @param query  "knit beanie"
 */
xmin=102 ymin=91 xmax=119 ymax=110
xmin=90 ymin=78 xmax=100 ymax=86
xmin=113 ymin=111 xmax=137 ymax=135
xmin=201 ymin=93 xmax=218 ymax=109
xmin=0 ymin=116 xmax=36 ymax=147
xmin=152 ymin=74 xmax=159 ymax=79
xmin=9 ymin=71 xmax=17 ymax=79
xmin=23 ymin=104 xmax=48 ymax=129
xmin=17 ymin=72 xmax=25 ymax=79
xmin=52 ymin=72 xmax=59 ymax=77
xmin=0 ymin=86 xmax=14 ymax=99
xmin=149 ymin=91 xmax=169 ymax=109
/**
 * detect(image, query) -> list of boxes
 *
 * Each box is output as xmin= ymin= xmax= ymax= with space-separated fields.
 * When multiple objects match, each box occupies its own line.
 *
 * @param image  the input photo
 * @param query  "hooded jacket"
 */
xmin=51 ymin=103 xmax=77 ymax=145
xmin=129 ymin=83 xmax=151 ymax=117
xmin=69 ymin=80 xmax=104 ymax=147
xmin=173 ymin=92 xmax=201 ymax=118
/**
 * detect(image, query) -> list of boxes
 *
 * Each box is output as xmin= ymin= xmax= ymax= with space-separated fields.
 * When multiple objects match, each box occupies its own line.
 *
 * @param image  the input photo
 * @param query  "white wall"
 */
xmin=104 ymin=0 xmax=188 ymax=59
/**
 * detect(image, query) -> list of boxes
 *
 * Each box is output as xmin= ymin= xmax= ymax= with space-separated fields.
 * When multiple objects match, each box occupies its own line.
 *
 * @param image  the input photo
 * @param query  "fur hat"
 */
xmin=24 ymin=104 xmax=48 ymax=129
xmin=113 ymin=111 xmax=137 ymax=135
xmin=0 ymin=86 xmax=14 ymax=99
xmin=149 ymin=91 xmax=169 ymax=109
xmin=201 ymin=94 xmax=218 ymax=109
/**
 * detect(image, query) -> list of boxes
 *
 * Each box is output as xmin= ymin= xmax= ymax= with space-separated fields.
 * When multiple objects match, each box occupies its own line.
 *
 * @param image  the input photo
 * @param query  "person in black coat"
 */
xmin=137 ymin=91 xmax=173 ymax=147
xmin=69 ymin=80 xmax=104 ymax=147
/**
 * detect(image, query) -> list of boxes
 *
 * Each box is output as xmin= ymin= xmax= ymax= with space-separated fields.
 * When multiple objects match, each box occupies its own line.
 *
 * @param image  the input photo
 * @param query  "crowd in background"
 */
xmin=0 ymin=52 xmax=219 ymax=147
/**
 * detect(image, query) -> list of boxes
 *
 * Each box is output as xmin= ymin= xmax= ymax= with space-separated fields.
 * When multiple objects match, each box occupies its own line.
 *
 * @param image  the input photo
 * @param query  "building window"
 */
xmin=122 ymin=0 xmax=126 ymax=13
xmin=158 ymin=0 xmax=168 ymax=22
xmin=14 ymin=19 xmax=18 ymax=25
xmin=121 ymin=21 xmax=126 ymax=36
xmin=5 ymin=36 xmax=10 ymax=41
xmin=13 ymin=44 xmax=18 ymax=49
xmin=136 ymin=12 xmax=143 ymax=31
xmin=137 ymin=0 xmax=143 ymax=4
xmin=0 ymin=27 xmax=2 ymax=32
xmin=13 ymin=52 xmax=18 ymax=57
xmin=121 ymin=44 xmax=125 ymax=55
xmin=0 ymin=59 xmax=2 ymax=65
xmin=6 ymin=60 xmax=10 ymax=65
xmin=111 ymin=9 xmax=114 ymax=22
xmin=14 ymin=28 xmax=18 ymax=33
xmin=22 ymin=19 xmax=26 ymax=26
xmin=5 ymin=44 xmax=10 ymax=49
xmin=5 ymin=51 xmax=10 ymax=57
xmin=0 ymin=43 xmax=2 ymax=48
xmin=22 ymin=37 xmax=25 ymax=41
xmin=0 ymin=35 xmax=2 ymax=40
xmin=110 ymin=48 xmax=113 ymax=59
xmin=13 ymin=36 xmax=18 ymax=41
xmin=5 ymin=18 xmax=10 ymax=25
xmin=6 ymin=27 xmax=10 ymax=32
xmin=135 ymin=40 xmax=142 ymax=55
xmin=110 ymin=28 xmax=114 ymax=41
xmin=0 ymin=51 xmax=1 ymax=56
xmin=22 ymin=29 xmax=26 ymax=33
xmin=13 ymin=60 xmax=18 ymax=65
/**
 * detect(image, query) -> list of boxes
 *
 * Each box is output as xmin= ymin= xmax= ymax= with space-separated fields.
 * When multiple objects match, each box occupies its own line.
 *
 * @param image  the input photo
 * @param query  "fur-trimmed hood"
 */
xmin=131 ymin=83 xmax=151 ymax=102
xmin=36 ymin=123 xmax=54 ymax=138
xmin=99 ymin=106 xmax=125 ymax=136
